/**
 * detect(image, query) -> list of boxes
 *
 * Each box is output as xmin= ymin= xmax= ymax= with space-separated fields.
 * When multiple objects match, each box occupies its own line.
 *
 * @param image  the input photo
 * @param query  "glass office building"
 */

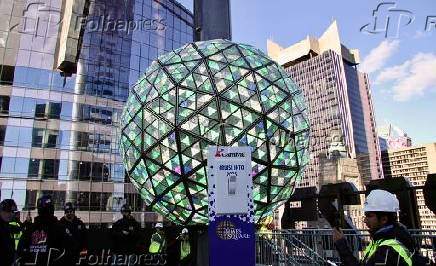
xmin=0 ymin=0 xmax=193 ymax=226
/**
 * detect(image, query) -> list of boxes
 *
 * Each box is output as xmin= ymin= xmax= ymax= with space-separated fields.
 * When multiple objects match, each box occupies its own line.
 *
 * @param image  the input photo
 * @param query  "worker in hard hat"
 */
xmin=149 ymin=223 xmax=167 ymax=254
xmin=177 ymin=228 xmax=191 ymax=266
xmin=333 ymin=189 xmax=423 ymax=266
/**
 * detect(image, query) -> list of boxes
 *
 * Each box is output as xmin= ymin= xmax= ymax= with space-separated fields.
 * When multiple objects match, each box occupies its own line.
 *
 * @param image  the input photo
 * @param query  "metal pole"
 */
xmin=194 ymin=0 xmax=232 ymax=41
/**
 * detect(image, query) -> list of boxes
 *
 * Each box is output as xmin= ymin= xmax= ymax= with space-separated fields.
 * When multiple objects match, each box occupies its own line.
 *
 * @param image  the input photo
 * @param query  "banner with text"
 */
xmin=207 ymin=146 xmax=255 ymax=266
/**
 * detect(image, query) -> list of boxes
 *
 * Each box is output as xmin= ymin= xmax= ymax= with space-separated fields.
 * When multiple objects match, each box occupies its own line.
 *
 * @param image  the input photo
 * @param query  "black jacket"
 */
xmin=17 ymin=215 xmax=67 ymax=266
xmin=59 ymin=216 xmax=87 ymax=265
xmin=0 ymin=217 xmax=15 ymax=266
xmin=335 ymin=223 xmax=415 ymax=266
xmin=111 ymin=216 xmax=141 ymax=254
xmin=59 ymin=216 xmax=87 ymax=252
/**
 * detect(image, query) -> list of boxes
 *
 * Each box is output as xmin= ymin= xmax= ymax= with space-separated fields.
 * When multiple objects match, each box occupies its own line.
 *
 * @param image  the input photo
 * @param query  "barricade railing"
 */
xmin=256 ymin=229 xmax=436 ymax=265
xmin=256 ymin=232 xmax=334 ymax=265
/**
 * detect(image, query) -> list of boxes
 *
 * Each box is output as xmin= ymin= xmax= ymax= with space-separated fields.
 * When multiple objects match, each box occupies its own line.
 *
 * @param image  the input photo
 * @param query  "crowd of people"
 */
xmin=1 ymin=189 xmax=434 ymax=266
xmin=0 ymin=196 xmax=192 ymax=266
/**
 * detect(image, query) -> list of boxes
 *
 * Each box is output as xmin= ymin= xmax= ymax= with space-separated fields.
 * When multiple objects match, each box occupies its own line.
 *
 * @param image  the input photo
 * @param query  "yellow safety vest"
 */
xmin=180 ymin=240 xmax=190 ymax=260
xmin=9 ymin=221 xmax=22 ymax=250
xmin=149 ymin=241 xmax=160 ymax=253
xmin=149 ymin=233 xmax=165 ymax=253
xmin=363 ymin=239 xmax=413 ymax=266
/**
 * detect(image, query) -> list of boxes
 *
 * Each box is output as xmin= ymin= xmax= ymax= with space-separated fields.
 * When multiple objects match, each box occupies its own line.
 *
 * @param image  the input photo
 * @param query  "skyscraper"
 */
xmin=0 ymin=0 xmax=193 ymax=226
xmin=382 ymin=143 xmax=436 ymax=230
xmin=267 ymin=21 xmax=383 ymax=188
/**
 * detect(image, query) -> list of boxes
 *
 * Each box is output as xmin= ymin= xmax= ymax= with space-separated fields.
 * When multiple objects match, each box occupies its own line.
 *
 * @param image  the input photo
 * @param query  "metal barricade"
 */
xmin=256 ymin=229 xmax=436 ymax=266
xmin=256 ymin=231 xmax=334 ymax=266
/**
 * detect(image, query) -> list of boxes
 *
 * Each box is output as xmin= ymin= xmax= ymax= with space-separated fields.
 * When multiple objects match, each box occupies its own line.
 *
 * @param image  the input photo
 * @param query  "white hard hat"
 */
xmin=182 ymin=228 xmax=188 ymax=234
xmin=155 ymin=222 xmax=163 ymax=228
xmin=363 ymin=189 xmax=400 ymax=213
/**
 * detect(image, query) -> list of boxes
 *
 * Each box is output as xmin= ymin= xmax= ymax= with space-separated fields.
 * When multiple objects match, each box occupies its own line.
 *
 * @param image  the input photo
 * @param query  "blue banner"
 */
xmin=209 ymin=215 xmax=255 ymax=266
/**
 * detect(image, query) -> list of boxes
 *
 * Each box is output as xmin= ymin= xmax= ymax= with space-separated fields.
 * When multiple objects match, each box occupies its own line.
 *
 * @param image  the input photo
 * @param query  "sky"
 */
xmin=177 ymin=0 xmax=436 ymax=145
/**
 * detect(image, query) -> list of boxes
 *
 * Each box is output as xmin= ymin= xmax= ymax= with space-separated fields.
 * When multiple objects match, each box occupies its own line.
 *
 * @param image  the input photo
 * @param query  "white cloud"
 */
xmin=414 ymin=30 xmax=426 ymax=39
xmin=360 ymin=40 xmax=400 ymax=74
xmin=374 ymin=62 xmax=410 ymax=84
xmin=374 ymin=53 xmax=436 ymax=101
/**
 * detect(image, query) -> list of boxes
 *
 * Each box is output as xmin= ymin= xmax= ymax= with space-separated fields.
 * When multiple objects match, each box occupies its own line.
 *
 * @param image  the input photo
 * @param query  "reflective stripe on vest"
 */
xmin=9 ymin=221 xmax=22 ymax=250
xmin=363 ymin=239 xmax=413 ymax=266
xmin=180 ymin=240 xmax=190 ymax=260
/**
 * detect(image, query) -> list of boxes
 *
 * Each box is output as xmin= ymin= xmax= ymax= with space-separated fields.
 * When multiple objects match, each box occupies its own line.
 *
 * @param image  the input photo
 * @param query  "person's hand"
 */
xmin=122 ymin=230 xmax=129 ymax=235
xmin=332 ymin=228 xmax=345 ymax=242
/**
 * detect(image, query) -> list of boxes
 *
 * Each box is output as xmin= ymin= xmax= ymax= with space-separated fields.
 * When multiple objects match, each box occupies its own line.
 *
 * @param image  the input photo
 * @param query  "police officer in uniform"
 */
xmin=333 ymin=190 xmax=419 ymax=266
xmin=0 ymin=199 xmax=18 ymax=266
xmin=112 ymin=204 xmax=140 ymax=258
xmin=59 ymin=202 xmax=87 ymax=265
xmin=9 ymin=210 xmax=23 ymax=252
xmin=18 ymin=195 xmax=67 ymax=266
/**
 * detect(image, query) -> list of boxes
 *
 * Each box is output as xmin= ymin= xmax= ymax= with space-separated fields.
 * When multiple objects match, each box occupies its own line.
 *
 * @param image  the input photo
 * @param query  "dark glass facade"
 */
xmin=0 ymin=0 xmax=193 ymax=224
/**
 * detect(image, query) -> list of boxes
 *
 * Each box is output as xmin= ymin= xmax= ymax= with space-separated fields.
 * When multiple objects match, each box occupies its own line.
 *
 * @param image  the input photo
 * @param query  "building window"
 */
xmin=0 ymin=96 xmax=10 ymax=114
xmin=0 ymin=126 xmax=5 ymax=145
xmin=49 ymin=102 xmax=62 ymax=119
xmin=42 ymin=159 xmax=60 ymax=179
xmin=32 ymin=129 xmax=44 ymax=147
xmin=35 ymin=103 xmax=46 ymax=118
xmin=78 ymin=161 xmax=92 ymax=181
xmin=34 ymin=102 xmax=62 ymax=119
xmin=46 ymin=130 xmax=60 ymax=148
xmin=28 ymin=159 xmax=41 ymax=177
xmin=0 ymin=65 xmax=15 ymax=85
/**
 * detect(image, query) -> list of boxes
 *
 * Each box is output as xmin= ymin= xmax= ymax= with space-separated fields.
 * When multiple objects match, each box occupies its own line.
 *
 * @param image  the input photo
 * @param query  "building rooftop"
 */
xmin=267 ymin=21 xmax=360 ymax=67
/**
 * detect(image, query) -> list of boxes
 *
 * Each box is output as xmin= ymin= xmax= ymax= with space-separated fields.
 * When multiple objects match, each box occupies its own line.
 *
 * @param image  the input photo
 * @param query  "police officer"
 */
xmin=149 ymin=223 xmax=167 ymax=254
xmin=59 ymin=202 xmax=87 ymax=265
xmin=178 ymin=228 xmax=191 ymax=266
xmin=0 ymin=199 xmax=18 ymax=266
xmin=333 ymin=189 xmax=418 ymax=266
xmin=18 ymin=195 xmax=67 ymax=266
xmin=9 ymin=209 xmax=23 ymax=251
xmin=112 ymin=204 xmax=140 ymax=257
